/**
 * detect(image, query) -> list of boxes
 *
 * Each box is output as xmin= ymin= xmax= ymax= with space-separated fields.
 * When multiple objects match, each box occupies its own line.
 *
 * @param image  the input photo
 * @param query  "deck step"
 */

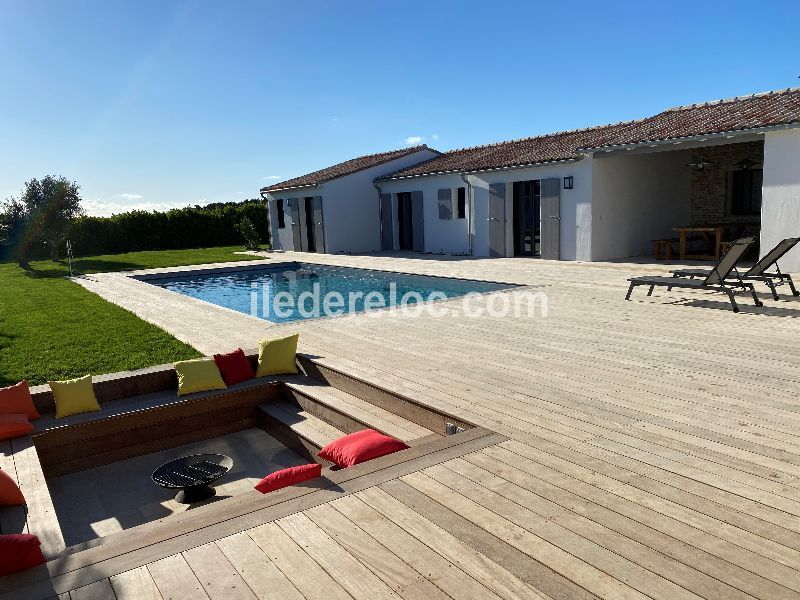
xmin=285 ymin=380 xmax=435 ymax=442
xmin=257 ymin=400 xmax=345 ymax=457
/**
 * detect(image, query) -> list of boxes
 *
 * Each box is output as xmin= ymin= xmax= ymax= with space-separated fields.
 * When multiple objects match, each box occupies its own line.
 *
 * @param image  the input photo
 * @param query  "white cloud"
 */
xmin=82 ymin=198 xmax=198 ymax=217
xmin=404 ymin=136 xmax=424 ymax=145
xmin=262 ymin=175 xmax=282 ymax=180
xmin=431 ymin=134 xmax=439 ymax=141
xmin=118 ymin=193 xmax=143 ymax=200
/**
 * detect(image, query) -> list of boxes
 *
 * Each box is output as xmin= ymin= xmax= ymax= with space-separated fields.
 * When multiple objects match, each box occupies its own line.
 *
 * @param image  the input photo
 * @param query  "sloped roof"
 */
xmin=261 ymin=145 xmax=437 ymax=192
xmin=578 ymin=88 xmax=800 ymax=151
xmin=382 ymin=88 xmax=800 ymax=180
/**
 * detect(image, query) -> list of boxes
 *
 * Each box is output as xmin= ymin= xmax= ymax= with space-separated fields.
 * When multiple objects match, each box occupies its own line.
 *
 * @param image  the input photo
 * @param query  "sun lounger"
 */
xmin=625 ymin=237 xmax=761 ymax=313
xmin=669 ymin=237 xmax=799 ymax=300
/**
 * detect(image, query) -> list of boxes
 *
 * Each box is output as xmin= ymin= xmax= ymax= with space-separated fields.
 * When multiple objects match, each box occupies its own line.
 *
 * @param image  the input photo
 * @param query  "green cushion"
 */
xmin=256 ymin=334 xmax=299 ymax=376
xmin=174 ymin=358 xmax=227 ymax=396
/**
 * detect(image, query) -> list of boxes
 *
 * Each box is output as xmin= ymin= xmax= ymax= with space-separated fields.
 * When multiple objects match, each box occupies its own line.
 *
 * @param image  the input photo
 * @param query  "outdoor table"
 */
xmin=152 ymin=453 xmax=233 ymax=504
xmin=673 ymin=226 xmax=724 ymax=261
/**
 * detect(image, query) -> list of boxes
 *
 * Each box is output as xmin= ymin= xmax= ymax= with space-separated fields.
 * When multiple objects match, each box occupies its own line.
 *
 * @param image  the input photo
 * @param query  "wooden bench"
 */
xmin=653 ymin=238 xmax=679 ymax=260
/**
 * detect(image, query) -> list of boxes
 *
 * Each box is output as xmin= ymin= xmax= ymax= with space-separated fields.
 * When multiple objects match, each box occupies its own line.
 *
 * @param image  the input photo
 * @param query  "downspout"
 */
xmin=374 ymin=180 xmax=384 ymax=251
xmin=260 ymin=191 xmax=272 ymax=251
xmin=460 ymin=173 xmax=474 ymax=256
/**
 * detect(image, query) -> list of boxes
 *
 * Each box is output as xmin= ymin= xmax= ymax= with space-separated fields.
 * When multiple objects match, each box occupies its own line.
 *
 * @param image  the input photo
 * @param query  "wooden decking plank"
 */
xmin=303 ymin=503 xmax=452 ymax=600
xmin=276 ymin=512 xmax=401 ymax=600
xmin=357 ymin=486 xmax=572 ymax=600
xmin=182 ymin=543 xmax=256 ymax=600
xmin=330 ymin=494 xmax=506 ymax=600
xmin=109 ymin=566 xmax=162 ymax=600
xmin=147 ymin=554 xmax=209 ymax=600
xmin=67 ymin=578 xmax=116 ymax=600
xmin=215 ymin=532 xmax=304 ymax=600
xmin=247 ymin=522 xmax=354 ymax=600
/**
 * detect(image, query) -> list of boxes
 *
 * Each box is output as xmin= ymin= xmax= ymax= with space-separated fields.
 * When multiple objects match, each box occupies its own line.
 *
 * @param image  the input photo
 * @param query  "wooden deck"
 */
xmin=12 ymin=253 xmax=800 ymax=599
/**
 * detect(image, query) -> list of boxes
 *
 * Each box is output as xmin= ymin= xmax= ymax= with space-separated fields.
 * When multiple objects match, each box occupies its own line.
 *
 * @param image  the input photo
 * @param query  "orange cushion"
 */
xmin=0 ymin=413 xmax=34 ymax=442
xmin=0 ymin=469 xmax=24 ymax=505
xmin=0 ymin=381 xmax=40 ymax=420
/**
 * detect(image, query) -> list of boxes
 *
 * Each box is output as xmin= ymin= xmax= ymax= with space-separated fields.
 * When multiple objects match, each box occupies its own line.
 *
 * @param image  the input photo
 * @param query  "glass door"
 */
xmin=513 ymin=180 xmax=541 ymax=256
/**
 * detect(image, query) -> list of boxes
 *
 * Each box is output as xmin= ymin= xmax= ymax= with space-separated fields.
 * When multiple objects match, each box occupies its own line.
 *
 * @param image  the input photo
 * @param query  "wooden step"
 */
xmin=285 ymin=381 xmax=436 ymax=443
xmin=256 ymin=400 xmax=346 ymax=462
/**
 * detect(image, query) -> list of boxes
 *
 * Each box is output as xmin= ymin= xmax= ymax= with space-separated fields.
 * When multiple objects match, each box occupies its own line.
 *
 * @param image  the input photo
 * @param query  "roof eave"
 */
xmin=380 ymin=157 xmax=582 ymax=181
xmin=577 ymin=122 xmax=800 ymax=154
xmin=260 ymin=182 xmax=320 ymax=194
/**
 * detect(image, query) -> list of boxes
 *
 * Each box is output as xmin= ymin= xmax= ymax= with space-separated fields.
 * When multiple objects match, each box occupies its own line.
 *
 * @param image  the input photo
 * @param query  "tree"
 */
xmin=235 ymin=216 xmax=261 ymax=250
xmin=2 ymin=176 xmax=84 ymax=266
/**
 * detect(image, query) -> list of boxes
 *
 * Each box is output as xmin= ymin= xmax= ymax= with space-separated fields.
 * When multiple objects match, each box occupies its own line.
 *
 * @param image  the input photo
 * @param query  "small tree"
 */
xmin=235 ymin=216 xmax=261 ymax=250
xmin=3 ymin=176 xmax=84 ymax=266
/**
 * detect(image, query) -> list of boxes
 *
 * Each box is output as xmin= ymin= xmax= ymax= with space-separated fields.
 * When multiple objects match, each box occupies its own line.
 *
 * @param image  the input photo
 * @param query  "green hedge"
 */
xmin=62 ymin=200 xmax=269 ymax=257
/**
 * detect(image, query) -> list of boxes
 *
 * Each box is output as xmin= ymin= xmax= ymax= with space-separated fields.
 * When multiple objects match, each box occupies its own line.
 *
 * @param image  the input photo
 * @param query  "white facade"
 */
xmin=264 ymin=148 xmax=439 ymax=254
xmin=761 ymin=128 xmax=800 ymax=272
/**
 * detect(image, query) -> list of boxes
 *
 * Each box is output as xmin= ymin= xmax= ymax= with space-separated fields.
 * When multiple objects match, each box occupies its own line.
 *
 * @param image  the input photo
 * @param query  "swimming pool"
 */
xmin=141 ymin=262 xmax=510 ymax=323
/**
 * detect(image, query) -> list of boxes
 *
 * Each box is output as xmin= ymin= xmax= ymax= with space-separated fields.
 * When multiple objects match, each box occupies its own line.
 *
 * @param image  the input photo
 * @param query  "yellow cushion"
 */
xmin=256 ymin=334 xmax=299 ymax=376
xmin=49 ymin=375 xmax=101 ymax=419
xmin=174 ymin=358 xmax=227 ymax=396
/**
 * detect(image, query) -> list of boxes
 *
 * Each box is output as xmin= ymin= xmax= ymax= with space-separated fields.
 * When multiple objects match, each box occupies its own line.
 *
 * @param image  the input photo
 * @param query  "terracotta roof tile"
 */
xmin=382 ymin=88 xmax=800 ymax=180
xmin=261 ymin=145 xmax=436 ymax=192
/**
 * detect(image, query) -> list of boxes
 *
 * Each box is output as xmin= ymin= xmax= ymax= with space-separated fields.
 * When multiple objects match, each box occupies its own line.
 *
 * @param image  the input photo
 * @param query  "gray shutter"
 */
xmin=312 ymin=196 xmax=325 ymax=253
xmin=541 ymin=178 xmax=561 ymax=260
xmin=488 ymin=183 xmax=506 ymax=257
xmin=411 ymin=191 xmax=425 ymax=252
xmin=268 ymin=200 xmax=281 ymax=251
xmin=438 ymin=188 xmax=452 ymax=220
xmin=380 ymin=193 xmax=393 ymax=250
xmin=289 ymin=198 xmax=301 ymax=251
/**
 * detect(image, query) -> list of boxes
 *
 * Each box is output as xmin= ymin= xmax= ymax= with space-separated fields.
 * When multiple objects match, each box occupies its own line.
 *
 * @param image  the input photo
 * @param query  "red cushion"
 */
xmin=254 ymin=463 xmax=322 ymax=494
xmin=0 ymin=381 xmax=40 ymax=420
xmin=318 ymin=429 xmax=409 ymax=468
xmin=0 ymin=469 xmax=25 ymax=505
xmin=213 ymin=348 xmax=255 ymax=386
xmin=0 ymin=534 xmax=45 ymax=576
xmin=0 ymin=413 xmax=34 ymax=442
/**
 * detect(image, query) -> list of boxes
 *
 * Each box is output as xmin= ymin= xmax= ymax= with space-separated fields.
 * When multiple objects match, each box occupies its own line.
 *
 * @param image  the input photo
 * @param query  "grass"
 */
xmin=0 ymin=246 xmax=267 ymax=386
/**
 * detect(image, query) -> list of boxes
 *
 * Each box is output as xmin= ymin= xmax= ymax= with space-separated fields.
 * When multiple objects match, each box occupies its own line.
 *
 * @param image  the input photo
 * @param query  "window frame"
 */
xmin=728 ymin=167 xmax=763 ymax=217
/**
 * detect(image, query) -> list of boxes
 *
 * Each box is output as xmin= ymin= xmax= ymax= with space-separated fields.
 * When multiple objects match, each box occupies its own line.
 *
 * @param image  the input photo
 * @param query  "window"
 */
xmin=730 ymin=168 xmax=763 ymax=216
xmin=276 ymin=199 xmax=286 ymax=228
xmin=457 ymin=187 xmax=466 ymax=219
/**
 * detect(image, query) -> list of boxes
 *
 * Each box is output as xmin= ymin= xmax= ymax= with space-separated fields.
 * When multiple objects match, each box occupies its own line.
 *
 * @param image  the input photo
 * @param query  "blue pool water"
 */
xmin=143 ymin=262 xmax=509 ymax=323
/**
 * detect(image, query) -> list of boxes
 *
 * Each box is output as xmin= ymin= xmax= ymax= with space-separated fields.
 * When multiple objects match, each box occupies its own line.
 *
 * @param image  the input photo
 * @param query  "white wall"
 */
xmin=268 ymin=186 xmax=322 ymax=251
xmin=266 ymin=148 xmax=438 ymax=254
xmin=762 ymin=128 xmax=800 ymax=272
xmin=590 ymin=149 xmax=692 ymax=260
xmin=380 ymin=173 xmax=470 ymax=254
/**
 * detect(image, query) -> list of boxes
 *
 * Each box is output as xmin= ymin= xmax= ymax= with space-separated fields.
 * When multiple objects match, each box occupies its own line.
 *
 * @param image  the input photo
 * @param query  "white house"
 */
xmin=260 ymin=145 xmax=439 ymax=254
xmin=262 ymin=89 xmax=800 ymax=270
xmin=378 ymin=88 xmax=800 ymax=270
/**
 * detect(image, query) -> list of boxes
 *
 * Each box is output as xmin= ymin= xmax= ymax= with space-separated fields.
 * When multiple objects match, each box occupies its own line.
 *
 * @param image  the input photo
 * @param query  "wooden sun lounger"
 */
xmin=626 ymin=237 xmax=761 ymax=313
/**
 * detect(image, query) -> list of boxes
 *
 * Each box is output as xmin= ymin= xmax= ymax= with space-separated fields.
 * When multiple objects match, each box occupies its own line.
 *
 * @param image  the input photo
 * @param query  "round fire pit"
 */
xmin=152 ymin=453 xmax=233 ymax=504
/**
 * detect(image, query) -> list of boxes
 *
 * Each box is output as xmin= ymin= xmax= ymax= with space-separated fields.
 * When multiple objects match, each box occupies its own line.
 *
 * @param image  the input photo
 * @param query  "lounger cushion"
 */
xmin=254 ymin=463 xmax=322 ymax=494
xmin=0 ymin=468 xmax=25 ymax=505
xmin=213 ymin=348 xmax=255 ymax=386
xmin=318 ymin=429 xmax=409 ymax=468
xmin=0 ymin=380 xmax=40 ymax=420
xmin=174 ymin=358 xmax=227 ymax=396
xmin=256 ymin=334 xmax=299 ymax=376
xmin=0 ymin=414 xmax=34 ymax=442
xmin=0 ymin=534 xmax=46 ymax=576
xmin=50 ymin=375 xmax=101 ymax=419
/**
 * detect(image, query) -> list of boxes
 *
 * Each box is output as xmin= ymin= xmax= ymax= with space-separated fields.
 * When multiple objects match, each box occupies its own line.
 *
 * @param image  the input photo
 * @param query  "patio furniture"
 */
xmin=673 ymin=226 xmax=725 ymax=261
xmin=670 ymin=237 xmax=800 ymax=300
xmin=625 ymin=237 xmax=761 ymax=313
xmin=152 ymin=453 xmax=233 ymax=504
xmin=653 ymin=238 xmax=678 ymax=260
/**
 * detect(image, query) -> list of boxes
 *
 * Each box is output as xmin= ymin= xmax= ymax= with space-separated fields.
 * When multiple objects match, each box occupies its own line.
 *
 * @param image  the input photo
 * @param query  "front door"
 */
xmin=488 ymin=183 xmax=506 ymax=257
xmin=303 ymin=197 xmax=316 ymax=252
xmin=397 ymin=192 xmax=413 ymax=250
xmin=540 ymin=178 xmax=561 ymax=260
xmin=513 ymin=180 xmax=541 ymax=256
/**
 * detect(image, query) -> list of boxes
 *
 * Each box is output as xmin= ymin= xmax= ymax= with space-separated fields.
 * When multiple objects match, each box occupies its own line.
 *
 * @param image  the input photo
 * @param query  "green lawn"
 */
xmin=0 ymin=246 xmax=267 ymax=387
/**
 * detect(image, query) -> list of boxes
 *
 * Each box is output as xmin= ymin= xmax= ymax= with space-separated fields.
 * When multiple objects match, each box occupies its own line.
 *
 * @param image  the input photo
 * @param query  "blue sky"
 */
xmin=1 ymin=0 xmax=798 ymax=216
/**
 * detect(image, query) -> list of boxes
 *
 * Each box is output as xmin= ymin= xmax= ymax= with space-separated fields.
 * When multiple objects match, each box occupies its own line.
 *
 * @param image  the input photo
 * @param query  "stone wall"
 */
xmin=690 ymin=140 xmax=764 ymax=225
